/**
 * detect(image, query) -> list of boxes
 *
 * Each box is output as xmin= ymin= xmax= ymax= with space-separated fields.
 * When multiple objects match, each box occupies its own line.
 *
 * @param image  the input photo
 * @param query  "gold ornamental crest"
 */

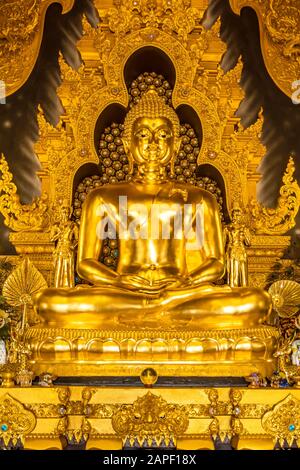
xmin=111 ymin=392 xmax=189 ymax=446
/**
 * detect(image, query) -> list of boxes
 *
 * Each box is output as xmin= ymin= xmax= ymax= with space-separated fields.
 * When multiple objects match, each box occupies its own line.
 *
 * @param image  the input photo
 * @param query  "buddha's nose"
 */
xmin=149 ymin=140 xmax=157 ymax=148
xmin=147 ymin=141 xmax=159 ymax=154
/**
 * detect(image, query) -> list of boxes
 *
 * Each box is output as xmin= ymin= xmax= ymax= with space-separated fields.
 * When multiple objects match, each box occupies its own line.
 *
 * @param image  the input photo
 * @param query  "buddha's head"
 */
xmin=123 ymin=87 xmax=181 ymax=178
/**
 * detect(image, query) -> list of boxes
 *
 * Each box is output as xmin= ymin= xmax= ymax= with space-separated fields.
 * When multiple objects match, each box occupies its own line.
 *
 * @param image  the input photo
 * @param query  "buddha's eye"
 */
xmin=136 ymin=128 xmax=151 ymax=139
xmin=157 ymin=129 xmax=171 ymax=139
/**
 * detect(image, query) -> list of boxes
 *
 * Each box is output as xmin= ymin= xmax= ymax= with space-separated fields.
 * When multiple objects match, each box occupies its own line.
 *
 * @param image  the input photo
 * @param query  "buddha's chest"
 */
xmin=106 ymin=185 xmax=196 ymax=228
xmin=114 ymin=196 xmax=190 ymax=240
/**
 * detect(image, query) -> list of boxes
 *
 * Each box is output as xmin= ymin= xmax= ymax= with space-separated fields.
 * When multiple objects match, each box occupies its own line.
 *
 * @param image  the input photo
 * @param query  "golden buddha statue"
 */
xmin=28 ymin=88 xmax=277 ymax=377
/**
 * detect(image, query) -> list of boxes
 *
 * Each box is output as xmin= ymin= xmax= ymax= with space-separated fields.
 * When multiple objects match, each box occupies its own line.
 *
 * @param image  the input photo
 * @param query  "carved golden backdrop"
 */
xmin=0 ymin=0 xmax=299 ymax=288
xmin=1 ymin=0 xmax=298 ymax=99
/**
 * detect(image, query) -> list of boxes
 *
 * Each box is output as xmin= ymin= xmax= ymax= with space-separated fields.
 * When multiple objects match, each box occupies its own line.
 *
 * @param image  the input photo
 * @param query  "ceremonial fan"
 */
xmin=2 ymin=258 xmax=47 ymax=337
xmin=268 ymin=279 xmax=300 ymax=319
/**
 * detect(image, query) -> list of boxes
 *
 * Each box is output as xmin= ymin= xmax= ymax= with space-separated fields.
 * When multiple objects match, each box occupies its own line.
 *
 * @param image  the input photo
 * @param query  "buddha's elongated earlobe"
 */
xmin=176 ymin=136 xmax=182 ymax=156
xmin=170 ymin=156 xmax=175 ymax=177
xmin=127 ymin=153 xmax=134 ymax=174
xmin=170 ymin=136 xmax=182 ymax=176
xmin=122 ymin=138 xmax=129 ymax=155
xmin=122 ymin=138 xmax=134 ymax=174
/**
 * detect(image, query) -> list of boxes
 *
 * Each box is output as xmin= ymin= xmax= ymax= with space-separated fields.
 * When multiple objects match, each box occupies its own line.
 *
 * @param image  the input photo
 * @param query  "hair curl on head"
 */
xmin=123 ymin=87 xmax=180 ymax=143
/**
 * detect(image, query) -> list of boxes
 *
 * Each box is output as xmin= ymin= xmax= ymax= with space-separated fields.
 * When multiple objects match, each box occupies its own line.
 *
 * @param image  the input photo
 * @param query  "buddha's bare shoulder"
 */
xmin=174 ymin=181 xmax=218 ymax=206
xmin=84 ymin=182 xmax=132 ymax=202
xmin=84 ymin=181 xmax=218 ymax=206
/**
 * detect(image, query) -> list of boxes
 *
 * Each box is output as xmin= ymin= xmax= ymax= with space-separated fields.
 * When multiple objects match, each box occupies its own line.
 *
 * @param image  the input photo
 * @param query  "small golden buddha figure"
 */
xmin=50 ymin=201 xmax=79 ymax=288
xmin=34 ymin=88 xmax=271 ymax=332
xmin=224 ymin=203 xmax=251 ymax=288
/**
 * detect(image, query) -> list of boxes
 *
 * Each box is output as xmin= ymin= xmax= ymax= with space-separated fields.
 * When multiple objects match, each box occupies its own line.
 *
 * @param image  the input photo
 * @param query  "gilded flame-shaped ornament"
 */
xmin=0 ymin=154 xmax=49 ymax=232
xmin=249 ymin=157 xmax=300 ymax=235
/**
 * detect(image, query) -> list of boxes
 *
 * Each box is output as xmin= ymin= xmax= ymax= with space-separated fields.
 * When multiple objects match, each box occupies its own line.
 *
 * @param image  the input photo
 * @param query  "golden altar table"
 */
xmin=1 ymin=385 xmax=300 ymax=450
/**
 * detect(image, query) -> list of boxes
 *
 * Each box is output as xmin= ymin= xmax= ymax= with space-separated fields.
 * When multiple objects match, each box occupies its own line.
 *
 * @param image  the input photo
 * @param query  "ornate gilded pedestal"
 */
xmin=25 ymin=325 xmax=278 ymax=378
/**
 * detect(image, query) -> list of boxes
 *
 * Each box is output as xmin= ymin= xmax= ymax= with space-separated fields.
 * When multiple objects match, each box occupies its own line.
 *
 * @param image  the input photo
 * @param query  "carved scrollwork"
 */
xmin=249 ymin=157 xmax=300 ymax=235
xmin=100 ymin=0 xmax=201 ymax=44
xmin=0 ymin=0 xmax=75 ymax=97
xmin=0 ymin=393 xmax=36 ymax=445
xmin=230 ymin=0 xmax=300 ymax=97
xmin=262 ymin=394 xmax=300 ymax=445
xmin=265 ymin=0 xmax=300 ymax=58
xmin=111 ymin=392 xmax=189 ymax=445
xmin=0 ymin=154 xmax=50 ymax=232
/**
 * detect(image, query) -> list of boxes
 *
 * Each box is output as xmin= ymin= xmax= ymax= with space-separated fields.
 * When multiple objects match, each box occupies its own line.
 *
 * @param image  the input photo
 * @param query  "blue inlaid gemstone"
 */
xmin=1 ymin=424 xmax=8 ymax=432
xmin=289 ymin=424 xmax=296 ymax=432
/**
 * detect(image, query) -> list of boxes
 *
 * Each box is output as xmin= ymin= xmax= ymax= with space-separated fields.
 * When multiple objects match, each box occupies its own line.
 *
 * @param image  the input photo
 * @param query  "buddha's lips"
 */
xmin=142 ymin=144 xmax=164 ymax=162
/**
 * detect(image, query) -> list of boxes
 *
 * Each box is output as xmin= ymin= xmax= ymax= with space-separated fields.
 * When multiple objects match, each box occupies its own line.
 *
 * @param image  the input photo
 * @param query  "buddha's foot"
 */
xmin=117 ymin=310 xmax=192 ymax=329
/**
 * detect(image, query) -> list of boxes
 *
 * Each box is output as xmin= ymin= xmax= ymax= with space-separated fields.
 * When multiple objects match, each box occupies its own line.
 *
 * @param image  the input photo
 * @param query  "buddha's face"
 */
xmin=128 ymin=116 xmax=177 ymax=168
